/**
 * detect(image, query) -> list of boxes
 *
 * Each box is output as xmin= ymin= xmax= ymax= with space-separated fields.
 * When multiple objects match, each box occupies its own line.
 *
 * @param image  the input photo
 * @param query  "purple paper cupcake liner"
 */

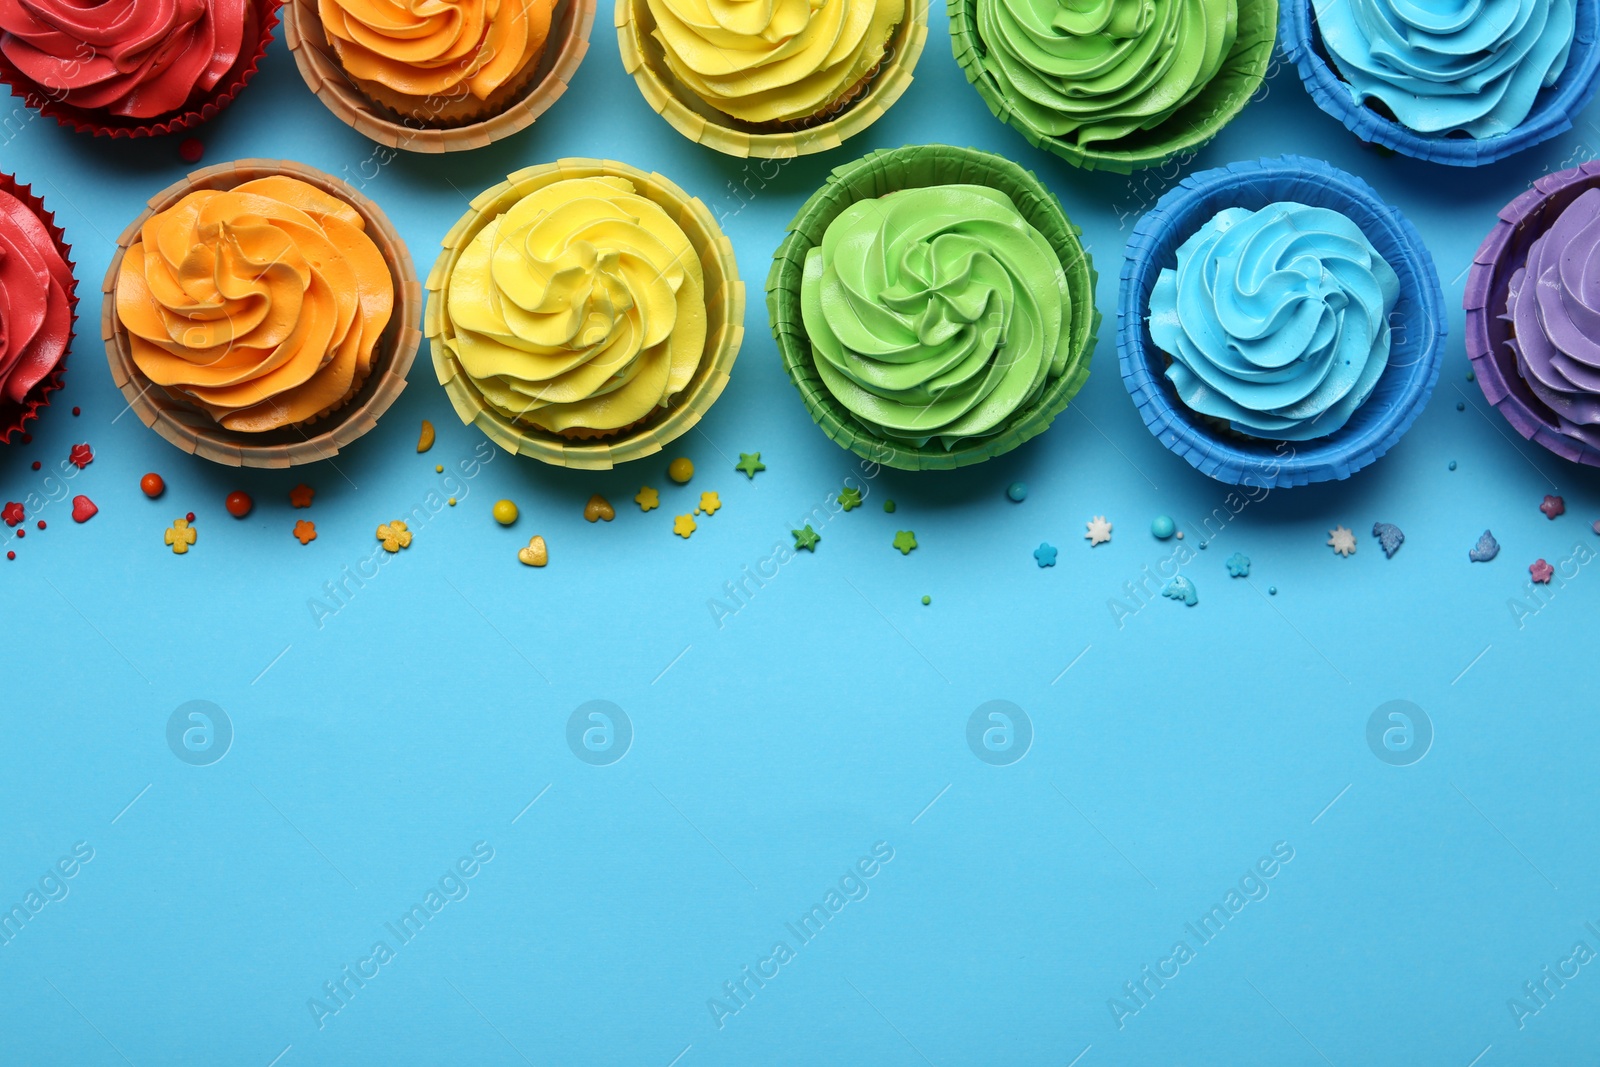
xmin=1118 ymin=155 xmax=1446 ymax=488
xmin=1281 ymin=0 xmax=1600 ymax=167
xmin=1466 ymin=160 xmax=1600 ymax=467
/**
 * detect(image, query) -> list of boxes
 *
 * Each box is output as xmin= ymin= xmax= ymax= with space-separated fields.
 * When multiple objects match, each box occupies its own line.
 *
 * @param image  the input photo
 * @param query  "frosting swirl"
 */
xmin=1148 ymin=202 xmax=1399 ymax=440
xmin=975 ymin=0 xmax=1237 ymax=147
xmin=1505 ymin=187 xmax=1600 ymax=449
xmin=800 ymin=185 xmax=1071 ymax=450
xmin=320 ymin=0 xmax=550 ymax=102
xmin=646 ymin=0 xmax=903 ymax=124
xmin=116 ymin=176 xmax=395 ymax=432
xmin=1312 ymin=0 xmax=1575 ymax=139
xmin=0 ymin=0 xmax=249 ymax=119
xmin=444 ymin=176 xmax=707 ymax=434
xmin=0 ymin=189 xmax=72 ymax=405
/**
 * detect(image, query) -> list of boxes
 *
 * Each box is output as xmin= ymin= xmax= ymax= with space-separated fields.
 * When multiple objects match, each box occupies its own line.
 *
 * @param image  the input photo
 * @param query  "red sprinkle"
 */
xmin=68 ymin=443 xmax=92 ymax=469
xmin=71 ymin=406 xmax=80 ymax=416
xmin=35 ymin=520 xmax=44 ymax=530
xmin=186 ymin=511 xmax=196 ymax=523
xmin=225 ymin=490 xmax=253 ymax=518
xmin=5 ymin=551 xmax=12 ymax=560
xmin=30 ymin=461 xmax=40 ymax=470
xmin=179 ymin=137 xmax=204 ymax=164
xmin=70 ymin=496 xmax=97 ymax=523
xmin=15 ymin=529 xmax=22 ymax=538
xmin=140 ymin=473 xmax=165 ymax=498
xmin=1 ymin=501 xmax=21 ymax=526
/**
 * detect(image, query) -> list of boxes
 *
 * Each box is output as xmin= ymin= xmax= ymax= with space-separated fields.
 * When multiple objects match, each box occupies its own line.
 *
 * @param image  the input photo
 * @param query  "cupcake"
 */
xmin=1283 ymin=0 xmax=1600 ymax=165
xmin=768 ymin=144 xmax=1097 ymax=471
xmin=103 ymin=159 xmax=421 ymax=467
xmin=1119 ymin=155 xmax=1444 ymax=487
xmin=427 ymin=160 xmax=744 ymax=469
xmin=0 ymin=173 xmax=75 ymax=444
xmin=287 ymin=0 xmax=594 ymax=151
xmin=0 ymin=0 xmax=280 ymax=138
xmin=950 ymin=0 xmax=1278 ymax=172
xmin=617 ymin=0 xmax=928 ymax=157
xmin=1466 ymin=161 xmax=1600 ymax=466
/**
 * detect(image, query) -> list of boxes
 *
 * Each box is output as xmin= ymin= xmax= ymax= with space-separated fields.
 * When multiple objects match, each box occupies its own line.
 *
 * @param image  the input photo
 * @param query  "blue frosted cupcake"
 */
xmin=1118 ymin=155 xmax=1445 ymax=487
xmin=1282 ymin=0 xmax=1600 ymax=166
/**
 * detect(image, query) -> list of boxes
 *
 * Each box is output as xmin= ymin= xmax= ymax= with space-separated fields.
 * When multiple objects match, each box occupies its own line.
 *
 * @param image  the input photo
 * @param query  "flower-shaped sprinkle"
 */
xmin=838 ymin=486 xmax=862 ymax=511
xmin=165 ymin=518 xmax=197 ymax=555
xmin=67 ymin=443 xmax=92 ymax=469
xmin=1530 ymin=559 xmax=1554 ymax=584
xmin=377 ymin=520 xmax=412 ymax=552
xmin=2 ymin=501 xmax=22 ymax=527
xmin=290 ymin=484 xmax=315 ymax=508
xmin=293 ymin=520 xmax=317 ymax=545
xmin=635 ymin=487 xmax=660 ymax=512
xmin=674 ymin=514 xmax=697 ymax=539
xmin=698 ymin=492 xmax=721 ymax=516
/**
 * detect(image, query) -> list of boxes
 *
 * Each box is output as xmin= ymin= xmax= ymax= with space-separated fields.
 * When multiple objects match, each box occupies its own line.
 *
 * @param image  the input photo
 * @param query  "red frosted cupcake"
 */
xmin=0 ymin=173 xmax=75 ymax=444
xmin=0 ymin=0 xmax=280 ymax=138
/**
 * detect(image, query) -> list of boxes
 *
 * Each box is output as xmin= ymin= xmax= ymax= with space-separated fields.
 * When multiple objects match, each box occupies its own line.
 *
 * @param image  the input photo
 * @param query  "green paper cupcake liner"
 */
xmin=616 ymin=0 xmax=928 ymax=159
xmin=426 ymin=159 xmax=745 ymax=470
xmin=949 ymin=0 xmax=1278 ymax=173
xmin=766 ymin=143 xmax=1098 ymax=471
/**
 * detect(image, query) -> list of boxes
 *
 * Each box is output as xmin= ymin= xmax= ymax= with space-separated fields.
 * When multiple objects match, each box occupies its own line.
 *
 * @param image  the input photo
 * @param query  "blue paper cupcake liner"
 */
xmin=1281 ymin=0 xmax=1600 ymax=167
xmin=1117 ymin=155 xmax=1446 ymax=488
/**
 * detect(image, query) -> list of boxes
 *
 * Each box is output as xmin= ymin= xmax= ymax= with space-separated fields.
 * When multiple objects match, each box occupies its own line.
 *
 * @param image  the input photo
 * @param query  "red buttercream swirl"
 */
xmin=0 ymin=189 xmax=71 ymax=405
xmin=0 ymin=0 xmax=248 ymax=118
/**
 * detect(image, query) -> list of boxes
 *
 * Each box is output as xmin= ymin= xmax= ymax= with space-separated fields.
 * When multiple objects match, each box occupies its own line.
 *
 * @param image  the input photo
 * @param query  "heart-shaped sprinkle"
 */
xmin=517 ymin=536 xmax=548 ymax=567
xmin=584 ymin=494 xmax=615 ymax=523
xmin=71 ymin=495 xmax=98 ymax=523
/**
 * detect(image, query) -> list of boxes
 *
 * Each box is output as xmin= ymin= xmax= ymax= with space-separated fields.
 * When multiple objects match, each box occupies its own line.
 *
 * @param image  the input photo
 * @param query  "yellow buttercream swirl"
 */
xmin=117 ymin=176 xmax=395 ymax=433
xmin=647 ymin=0 xmax=903 ymax=123
xmin=444 ymin=176 xmax=707 ymax=433
xmin=320 ymin=0 xmax=551 ymax=101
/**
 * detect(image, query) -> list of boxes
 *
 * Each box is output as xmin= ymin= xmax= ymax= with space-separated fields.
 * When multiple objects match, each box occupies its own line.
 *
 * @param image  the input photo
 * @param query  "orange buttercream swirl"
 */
xmin=319 ymin=0 xmax=551 ymax=101
xmin=116 ymin=176 xmax=395 ymax=432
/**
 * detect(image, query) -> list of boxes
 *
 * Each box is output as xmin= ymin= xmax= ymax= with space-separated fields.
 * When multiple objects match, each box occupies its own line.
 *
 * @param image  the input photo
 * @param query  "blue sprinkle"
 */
xmin=1469 ymin=530 xmax=1500 ymax=563
xmin=1033 ymin=542 xmax=1057 ymax=568
xmin=1226 ymin=552 xmax=1250 ymax=577
xmin=1007 ymin=482 xmax=1028 ymax=503
xmin=1372 ymin=522 xmax=1405 ymax=558
xmin=1449 ymin=461 xmax=1458 ymax=471
xmin=1162 ymin=575 xmax=1198 ymax=607
xmin=1268 ymin=586 xmax=1277 ymax=595
xmin=1151 ymin=515 xmax=1176 ymax=539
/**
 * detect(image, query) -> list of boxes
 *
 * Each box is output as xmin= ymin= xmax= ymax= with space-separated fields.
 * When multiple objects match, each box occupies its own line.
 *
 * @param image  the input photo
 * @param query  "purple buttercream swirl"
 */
xmin=1505 ymin=186 xmax=1600 ymax=450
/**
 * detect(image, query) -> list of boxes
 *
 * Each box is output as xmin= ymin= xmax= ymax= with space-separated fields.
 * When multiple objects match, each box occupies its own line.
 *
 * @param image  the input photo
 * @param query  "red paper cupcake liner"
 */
xmin=0 ymin=171 xmax=76 ymax=444
xmin=0 ymin=0 xmax=282 ymax=139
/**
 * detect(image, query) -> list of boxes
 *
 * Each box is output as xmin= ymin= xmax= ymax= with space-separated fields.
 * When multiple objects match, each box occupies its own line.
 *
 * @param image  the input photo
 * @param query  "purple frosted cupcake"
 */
xmin=1467 ymin=162 xmax=1600 ymax=465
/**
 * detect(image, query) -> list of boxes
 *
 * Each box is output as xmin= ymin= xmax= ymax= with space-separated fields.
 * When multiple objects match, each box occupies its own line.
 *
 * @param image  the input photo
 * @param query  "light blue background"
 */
xmin=5 ymin=6 xmax=1600 ymax=1066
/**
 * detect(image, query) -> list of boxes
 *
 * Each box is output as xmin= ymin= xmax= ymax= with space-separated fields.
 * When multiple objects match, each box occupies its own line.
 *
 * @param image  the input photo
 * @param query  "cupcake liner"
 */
xmin=949 ymin=0 xmax=1277 ymax=173
xmin=616 ymin=0 xmax=927 ymax=159
xmin=0 ymin=0 xmax=281 ymax=139
xmin=1118 ymin=155 xmax=1445 ymax=488
xmin=286 ymin=0 xmax=594 ymax=153
xmin=1465 ymin=160 xmax=1600 ymax=466
xmin=102 ymin=159 xmax=421 ymax=468
xmin=426 ymin=159 xmax=745 ymax=470
xmin=1281 ymin=0 xmax=1600 ymax=167
xmin=0 ymin=173 xmax=75 ymax=444
xmin=766 ymin=144 xmax=1098 ymax=471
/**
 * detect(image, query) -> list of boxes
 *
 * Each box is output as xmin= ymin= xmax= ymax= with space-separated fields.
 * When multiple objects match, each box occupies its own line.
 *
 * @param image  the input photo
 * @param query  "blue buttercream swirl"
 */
xmin=1311 ymin=0 xmax=1576 ymax=139
xmin=1148 ymin=201 xmax=1400 ymax=441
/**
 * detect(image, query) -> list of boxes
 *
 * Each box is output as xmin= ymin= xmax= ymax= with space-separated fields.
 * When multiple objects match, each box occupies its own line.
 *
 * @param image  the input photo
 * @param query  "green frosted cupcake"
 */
xmin=950 ymin=0 xmax=1278 ymax=172
xmin=768 ymin=144 xmax=1096 ymax=470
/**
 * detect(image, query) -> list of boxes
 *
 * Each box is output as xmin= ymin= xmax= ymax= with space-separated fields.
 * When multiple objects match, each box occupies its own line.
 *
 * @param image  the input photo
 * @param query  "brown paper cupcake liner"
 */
xmin=617 ymin=0 xmax=928 ymax=159
xmin=0 ymin=0 xmax=281 ymax=140
xmin=101 ymin=159 xmax=421 ymax=469
xmin=426 ymin=159 xmax=744 ymax=470
xmin=0 ymin=173 xmax=76 ymax=444
xmin=286 ymin=0 xmax=594 ymax=153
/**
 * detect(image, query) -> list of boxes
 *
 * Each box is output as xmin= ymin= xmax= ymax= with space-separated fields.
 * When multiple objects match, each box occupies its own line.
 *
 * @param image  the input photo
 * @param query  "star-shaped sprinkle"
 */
xmin=635 ymin=486 xmax=659 ymax=512
xmin=1327 ymin=526 xmax=1356 ymax=557
xmin=1163 ymin=575 xmax=1198 ymax=606
xmin=1084 ymin=516 xmax=1112 ymax=546
xmin=1226 ymin=552 xmax=1250 ymax=577
xmin=1541 ymin=494 xmax=1565 ymax=519
xmin=838 ymin=486 xmax=862 ymax=511
xmin=1033 ymin=542 xmax=1057 ymax=568
xmin=293 ymin=520 xmax=317 ymax=545
xmin=2 ymin=501 xmax=22 ymax=526
xmin=164 ymin=518 xmax=196 ymax=555
xmin=673 ymin=514 xmax=697 ymax=539
xmin=290 ymin=484 xmax=315 ymax=508
xmin=376 ymin=520 xmax=412 ymax=552
xmin=1530 ymin=558 xmax=1554 ymax=583
xmin=698 ymin=491 xmax=721 ymax=516
xmin=67 ymin=443 xmax=92 ymax=469
xmin=892 ymin=530 xmax=917 ymax=555
xmin=735 ymin=452 xmax=765 ymax=479
xmin=792 ymin=525 xmax=820 ymax=551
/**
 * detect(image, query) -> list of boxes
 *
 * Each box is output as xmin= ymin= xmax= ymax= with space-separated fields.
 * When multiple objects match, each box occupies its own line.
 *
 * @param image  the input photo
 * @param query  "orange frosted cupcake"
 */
xmin=319 ymin=0 xmax=554 ymax=125
xmin=115 ymin=174 xmax=395 ymax=432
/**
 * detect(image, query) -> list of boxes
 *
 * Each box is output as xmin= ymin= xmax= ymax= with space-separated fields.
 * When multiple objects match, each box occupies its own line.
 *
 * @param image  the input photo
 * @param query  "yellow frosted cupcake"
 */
xmin=646 ymin=0 xmax=903 ymax=128
xmin=318 ymin=0 xmax=555 ymax=125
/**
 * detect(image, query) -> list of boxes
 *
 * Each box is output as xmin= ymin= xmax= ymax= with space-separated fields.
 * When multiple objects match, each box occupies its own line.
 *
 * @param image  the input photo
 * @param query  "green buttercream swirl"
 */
xmin=800 ymin=185 xmax=1071 ymax=450
xmin=976 ymin=0 xmax=1238 ymax=147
